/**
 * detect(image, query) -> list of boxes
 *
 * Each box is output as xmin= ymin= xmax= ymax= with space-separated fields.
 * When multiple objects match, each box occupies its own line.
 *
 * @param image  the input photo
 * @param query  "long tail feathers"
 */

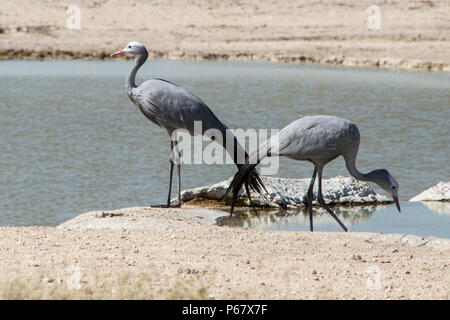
xmin=223 ymin=162 xmax=266 ymax=218
xmin=222 ymin=134 xmax=268 ymax=217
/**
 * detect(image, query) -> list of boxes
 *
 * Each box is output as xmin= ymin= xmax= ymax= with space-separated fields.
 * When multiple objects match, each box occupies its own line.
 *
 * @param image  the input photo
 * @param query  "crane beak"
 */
xmin=393 ymin=195 xmax=401 ymax=212
xmin=110 ymin=50 xmax=125 ymax=57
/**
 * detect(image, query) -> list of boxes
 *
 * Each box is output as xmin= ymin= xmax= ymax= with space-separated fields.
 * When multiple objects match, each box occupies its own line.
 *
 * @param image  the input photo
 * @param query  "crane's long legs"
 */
xmin=152 ymin=140 xmax=179 ymax=208
xmin=306 ymin=167 xmax=317 ymax=232
xmin=152 ymin=141 xmax=176 ymax=208
xmin=316 ymin=167 xmax=348 ymax=232
xmin=175 ymin=141 xmax=181 ymax=207
xmin=244 ymin=182 xmax=259 ymax=216
xmin=228 ymin=182 xmax=259 ymax=219
xmin=167 ymin=140 xmax=181 ymax=208
xmin=165 ymin=140 xmax=175 ymax=207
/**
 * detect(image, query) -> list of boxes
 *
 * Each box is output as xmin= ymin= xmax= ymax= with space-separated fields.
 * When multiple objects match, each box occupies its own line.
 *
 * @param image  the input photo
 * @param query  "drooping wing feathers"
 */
xmin=222 ymin=140 xmax=271 ymax=216
xmin=223 ymin=161 xmax=262 ymax=216
xmin=131 ymin=78 xmax=267 ymax=206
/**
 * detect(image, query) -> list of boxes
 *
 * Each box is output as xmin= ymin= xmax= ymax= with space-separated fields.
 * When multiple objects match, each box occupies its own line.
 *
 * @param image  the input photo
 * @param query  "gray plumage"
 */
xmin=132 ymin=78 xmax=230 ymax=138
xmin=112 ymin=41 xmax=265 ymax=207
xmin=224 ymin=115 xmax=401 ymax=232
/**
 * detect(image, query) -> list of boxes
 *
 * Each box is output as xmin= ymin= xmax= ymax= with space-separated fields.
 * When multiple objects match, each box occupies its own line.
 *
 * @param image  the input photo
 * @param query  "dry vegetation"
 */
xmin=0 ymin=273 xmax=212 ymax=300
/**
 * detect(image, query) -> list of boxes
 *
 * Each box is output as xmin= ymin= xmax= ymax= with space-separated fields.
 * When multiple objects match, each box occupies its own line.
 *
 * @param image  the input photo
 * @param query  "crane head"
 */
xmin=111 ymin=41 xmax=147 ymax=57
xmin=372 ymin=169 xmax=401 ymax=212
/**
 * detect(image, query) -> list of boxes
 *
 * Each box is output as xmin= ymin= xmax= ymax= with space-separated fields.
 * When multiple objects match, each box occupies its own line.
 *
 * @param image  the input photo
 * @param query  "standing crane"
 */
xmin=111 ymin=41 xmax=265 ymax=207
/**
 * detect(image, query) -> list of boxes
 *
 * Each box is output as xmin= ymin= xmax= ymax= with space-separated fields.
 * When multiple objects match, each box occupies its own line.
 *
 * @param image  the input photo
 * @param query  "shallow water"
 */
xmin=220 ymin=202 xmax=450 ymax=239
xmin=0 ymin=60 xmax=449 ymax=230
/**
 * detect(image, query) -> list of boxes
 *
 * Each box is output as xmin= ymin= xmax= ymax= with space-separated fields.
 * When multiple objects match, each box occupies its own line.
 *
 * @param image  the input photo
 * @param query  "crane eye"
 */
xmin=128 ymin=45 xmax=131 ymax=49
xmin=392 ymin=186 xmax=396 ymax=189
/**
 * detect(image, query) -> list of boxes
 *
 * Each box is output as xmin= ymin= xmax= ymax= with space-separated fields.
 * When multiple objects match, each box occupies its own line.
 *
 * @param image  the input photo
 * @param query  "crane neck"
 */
xmin=126 ymin=52 xmax=148 ymax=95
xmin=345 ymin=154 xmax=375 ymax=183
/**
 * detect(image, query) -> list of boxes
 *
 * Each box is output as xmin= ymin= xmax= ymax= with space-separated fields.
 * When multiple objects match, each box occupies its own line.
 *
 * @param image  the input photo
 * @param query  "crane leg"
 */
xmin=151 ymin=140 xmax=181 ymax=208
xmin=151 ymin=142 xmax=175 ymax=208
xmin=316 ymin=167 xmax=348 ymax=232
xmin=165 ymin=140 xmax=175 ymax=207
xmin=175 ymin=141 xmax=181 ymax=207
xmin=244 ymin=182 xmax=259 ymax=216
xmin=306 ymin=167 xmax=317 ymax=232
xmin=228 ymin=178 xmax=259 ymax=219
xmin=228 ymin=182 xmax=240 ymax=219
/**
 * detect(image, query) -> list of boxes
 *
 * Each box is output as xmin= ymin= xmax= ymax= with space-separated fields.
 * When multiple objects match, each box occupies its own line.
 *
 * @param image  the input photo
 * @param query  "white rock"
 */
xmin=176 ymin=175 xmax=391 ymax=208
xmin=409 ymin=181 xmax=450 ymax=202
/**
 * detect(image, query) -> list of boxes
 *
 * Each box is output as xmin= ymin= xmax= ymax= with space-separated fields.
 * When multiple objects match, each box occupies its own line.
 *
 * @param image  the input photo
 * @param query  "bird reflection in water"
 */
xmin=219 ymin=205 xmax=379 ymax=231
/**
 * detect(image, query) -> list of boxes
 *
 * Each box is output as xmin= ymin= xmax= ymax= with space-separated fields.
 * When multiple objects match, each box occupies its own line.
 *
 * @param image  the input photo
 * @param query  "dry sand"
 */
xmin=0 ymin=206 xmax=448 ymax=299
xmin=0 ymin=0 xmax=449 ymax=71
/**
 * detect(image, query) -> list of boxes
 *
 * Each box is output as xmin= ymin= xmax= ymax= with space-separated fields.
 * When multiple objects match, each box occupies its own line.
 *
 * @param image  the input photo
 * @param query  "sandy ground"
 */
xmin=0 ymin=0 xmax=449 ymax=71
xmin=0 ymin=206 xmax=448 ymax=299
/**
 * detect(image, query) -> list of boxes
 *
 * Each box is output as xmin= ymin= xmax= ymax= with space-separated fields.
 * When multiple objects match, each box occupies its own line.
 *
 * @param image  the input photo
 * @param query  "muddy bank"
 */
xmin=1 ymin=48 xmax=448 ymax=72
xmin=0 ymin=0 xmax=448 ymax=72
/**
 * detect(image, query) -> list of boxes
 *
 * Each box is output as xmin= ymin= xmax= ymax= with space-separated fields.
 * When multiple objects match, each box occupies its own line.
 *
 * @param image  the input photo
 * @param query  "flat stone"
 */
xmin=57 ymin=206 xmax=225 ymax=230
xmin=176 ymin=175 xmax=391 ymax=208
xmin=410 ymin=181 xmax=450 ymax=202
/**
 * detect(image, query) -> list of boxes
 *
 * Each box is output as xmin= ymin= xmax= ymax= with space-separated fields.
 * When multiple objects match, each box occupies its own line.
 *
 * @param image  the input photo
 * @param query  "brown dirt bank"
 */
xmin=0 ymin=206 xmax=448 ymax=299
xmin=0 ymin=0 xmax=449 ymax=72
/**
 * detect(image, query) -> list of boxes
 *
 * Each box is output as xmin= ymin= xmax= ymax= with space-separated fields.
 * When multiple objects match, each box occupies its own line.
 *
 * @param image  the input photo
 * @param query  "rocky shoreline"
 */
xmin=178 ymin=177 xmax=450 ymax=208
xmin=178 ymin=175 xmax=392 ymax=208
